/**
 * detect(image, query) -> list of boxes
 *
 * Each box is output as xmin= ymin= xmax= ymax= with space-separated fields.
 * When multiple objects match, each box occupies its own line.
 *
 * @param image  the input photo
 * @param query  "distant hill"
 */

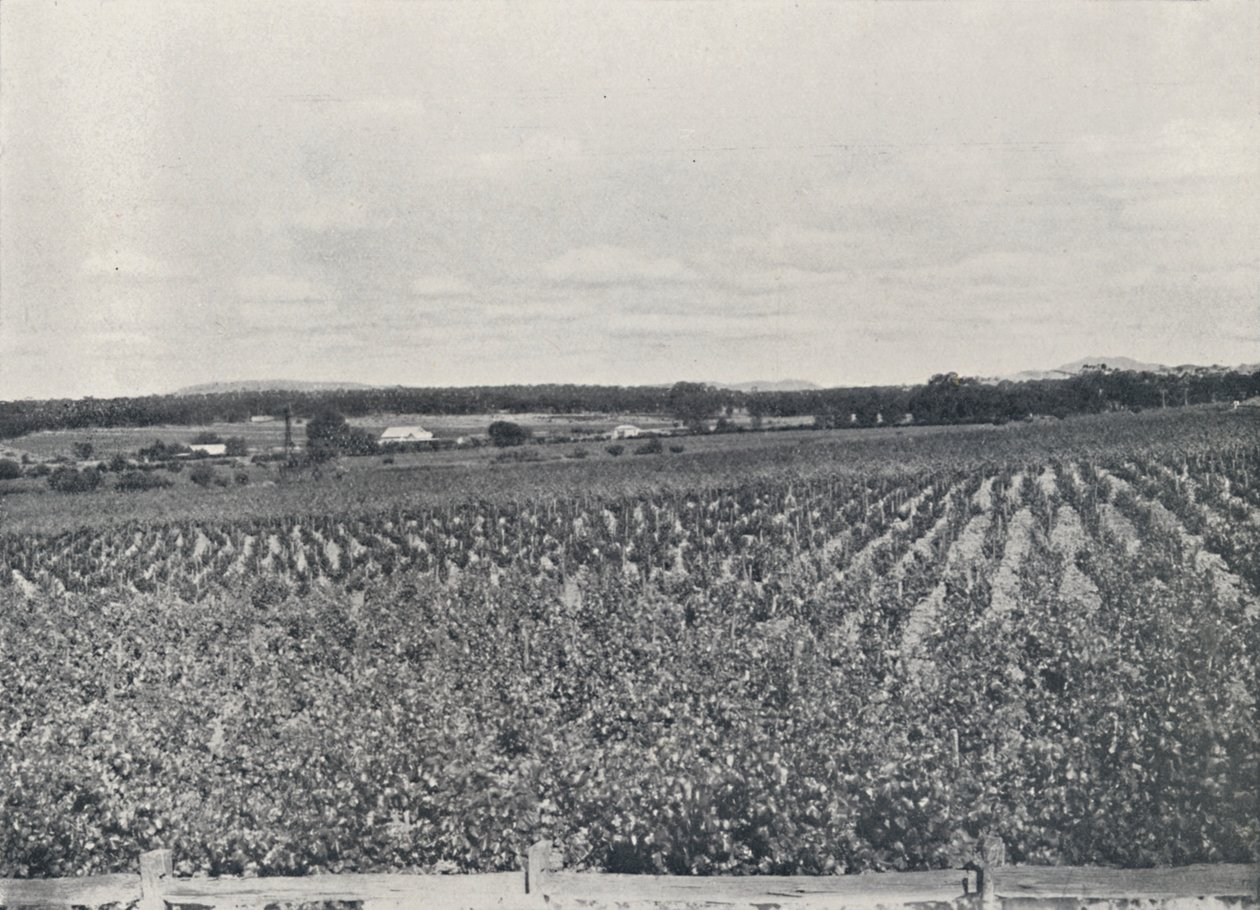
xmin=1000 ymin=356 xmax=1258 ymax=383
xmin=711 ymin=379 xmax=821 ymax=393
xmin=173 ymin=379 xmax=377 ymax=395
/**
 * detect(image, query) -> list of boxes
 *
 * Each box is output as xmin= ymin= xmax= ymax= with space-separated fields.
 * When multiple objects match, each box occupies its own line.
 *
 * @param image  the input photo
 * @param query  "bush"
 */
xmin=606 ymin=444 xmax=625 ymax=456
xmin=669 ymin=444 xmax=685 ymax=454
xmin=234 ymin=471 xmax=250 ymax=486
xmin=0 ymin=459 xmax=21 ymax=480
xmin=189 ymin=464 xmax=216 ymax=487
xmin=488 ymin=420 xmax=531 ymax=447
xmin=165 ymin=460 xmax=184 ymax=473
xmin=30 ymin=463 xmax=51 ymax=477
xmin=224 ymin=436 xmax=249 ymax=457
xmin=71 ymin=441 xmax=94 ymax=460
xmin=47 ymin=466 xmax=102 ymax=493
xmin=107 ymin=453 xmax=130 ymax=473
xmin=634 ymin=437 xmax=664 ymax=455
xmin=192 ymin=431 xmax=222 ymax=445
xmin=569 ymin=448 xmax=589 ymax=459
xmin=115 ymin=471 xmax=173 ymax=492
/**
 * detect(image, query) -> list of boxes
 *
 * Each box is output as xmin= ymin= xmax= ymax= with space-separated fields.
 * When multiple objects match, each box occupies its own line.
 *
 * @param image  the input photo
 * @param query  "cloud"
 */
xmin=538 ymin=245 xmax=701 ymax=287
xmin=475 ymin=132 xmax=587 ymax=178
xmin=410 ymin=275 xmax=474 ymax=298
xmin=236 ymin=274 xmax=334 ymax=302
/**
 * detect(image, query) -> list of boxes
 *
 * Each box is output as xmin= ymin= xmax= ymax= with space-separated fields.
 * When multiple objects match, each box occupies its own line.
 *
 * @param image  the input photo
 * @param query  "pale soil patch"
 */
xmin=11 ymin=570 xmax=37 ymax=597
xmin=901 ymin=495 xmax=994 ymax=657
xmin=1003 ymin=472 xmax=1025 ymax=507
xmin=989 ymin=507 xmax=1033 ymax=615
xmin=971 ymin=476 xmax=995 ymax=512
xmin=1037 ymin=466 xmax=1058 ymax=497
xmin=1049 ymin=503 xmax=1100 ymax=609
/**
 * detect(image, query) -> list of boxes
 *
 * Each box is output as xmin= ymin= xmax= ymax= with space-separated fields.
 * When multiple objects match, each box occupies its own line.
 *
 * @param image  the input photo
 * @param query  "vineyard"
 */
xmin=2 ymin=411 xmax=1258 ymax=880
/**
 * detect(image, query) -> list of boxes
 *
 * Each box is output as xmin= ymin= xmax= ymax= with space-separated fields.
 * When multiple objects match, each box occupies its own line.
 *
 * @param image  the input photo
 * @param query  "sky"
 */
xmin=1 ymin=1 xmax=1257 ymax=400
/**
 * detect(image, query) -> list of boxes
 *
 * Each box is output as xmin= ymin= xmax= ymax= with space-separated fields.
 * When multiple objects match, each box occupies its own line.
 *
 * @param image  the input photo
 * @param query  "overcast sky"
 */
xmin=2 ymin=1 xmax=1257 ymax=399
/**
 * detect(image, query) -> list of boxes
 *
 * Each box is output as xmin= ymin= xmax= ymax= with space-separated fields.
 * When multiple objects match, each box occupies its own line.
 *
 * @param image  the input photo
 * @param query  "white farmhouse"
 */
xmin=189 ymin=443 xmax=227 ymax=456
xmin=610 ymin=424 xmax=641 ymax=440
xmin=380 ymin=425 xmax=435 ymax=443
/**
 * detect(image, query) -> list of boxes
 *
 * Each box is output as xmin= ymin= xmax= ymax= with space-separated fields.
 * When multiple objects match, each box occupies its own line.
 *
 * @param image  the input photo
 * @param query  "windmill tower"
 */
xmin=283 ymin=404 xmax=294 ymax=461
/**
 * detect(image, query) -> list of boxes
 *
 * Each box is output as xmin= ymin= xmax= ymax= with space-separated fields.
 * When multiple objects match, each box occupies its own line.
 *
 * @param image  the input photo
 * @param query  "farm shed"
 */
xmin=188 ymin=443 xmax=227 ymax=456
xmin=380 ymin=425 xmax=434 ymax=442
xmin=249 ymin=415 xmax=275 ymax=423
xmin=610 ymin=424 xmax=641 ymax=440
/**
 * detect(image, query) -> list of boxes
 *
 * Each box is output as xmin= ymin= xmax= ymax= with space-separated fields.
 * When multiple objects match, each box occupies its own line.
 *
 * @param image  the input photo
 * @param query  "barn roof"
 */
xmin=380 ymin=425 xmax=433 ymax=439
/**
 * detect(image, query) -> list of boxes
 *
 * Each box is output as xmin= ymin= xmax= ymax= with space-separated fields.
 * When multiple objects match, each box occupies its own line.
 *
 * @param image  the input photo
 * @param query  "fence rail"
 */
xmin=1 ymin=842 xmax=1256 ymax=910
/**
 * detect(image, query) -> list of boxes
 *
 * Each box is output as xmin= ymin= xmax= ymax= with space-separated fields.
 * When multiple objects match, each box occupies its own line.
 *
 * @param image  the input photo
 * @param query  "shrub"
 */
xmin=382 ymin=456 xmax=395 ymax=465
xmin=189 ymin=464 xmax=216 ymax=487
xmin=606 ymin=444 xmax=625 ymax=456
xmin=234 ymin=471 xmax=250 ymax=486
xmin=570 ymin=448 xmax=589 ymax=459
xmin=214 ymin=475 xmax=231 ymax=487
xmin=669 ymin=444 xmax=685 ymax=454
xmin=115 ymin=471 xmax=172 ymax=492
xmin=224 ymin=437 xmax=248 ymax=456
xmin=634 ymin=437 xmax=664 ymax=455
xmin=71 ymin=441 xmax=94 ymax=460
xmin=0 ymin=459 xmax=21 ymax=480
xmin=165 ymin=461 xmax=184 ymax=473
xmin=30 ymin=463 xmax=51 ymax=477
xmin=192 ymin=431 xmax=222 ymax=444
xmin=107 ymin=453 xmax=130 ymax=472
xmin=47 ymin=466 xmax=102 ymax=493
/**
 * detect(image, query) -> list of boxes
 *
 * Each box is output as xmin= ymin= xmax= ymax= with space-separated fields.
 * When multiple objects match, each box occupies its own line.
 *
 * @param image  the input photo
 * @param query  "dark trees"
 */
xmin=488 ymin=421 xmax=531 ymax=447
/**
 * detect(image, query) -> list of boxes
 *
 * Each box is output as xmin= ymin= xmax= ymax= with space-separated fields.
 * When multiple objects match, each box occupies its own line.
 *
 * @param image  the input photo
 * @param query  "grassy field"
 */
xmin=1 ymin=411 xmax=684 ymax=461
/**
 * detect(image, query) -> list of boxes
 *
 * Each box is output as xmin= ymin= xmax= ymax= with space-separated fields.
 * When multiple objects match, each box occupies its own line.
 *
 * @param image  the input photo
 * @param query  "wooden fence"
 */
xmin=1 ymin=842 xmax=1256 ymax=910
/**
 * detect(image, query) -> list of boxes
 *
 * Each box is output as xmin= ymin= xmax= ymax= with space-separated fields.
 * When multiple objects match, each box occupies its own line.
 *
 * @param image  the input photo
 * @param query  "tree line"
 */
xmin=1 ymin=369 xmax=1257 ymax=440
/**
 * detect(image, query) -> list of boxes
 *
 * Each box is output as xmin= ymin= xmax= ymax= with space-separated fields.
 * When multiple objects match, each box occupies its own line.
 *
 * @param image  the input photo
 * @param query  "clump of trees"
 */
xmin=115 ymin=471 xmax=173 ymax=492
xmin=47 ymin=466 xmax=102 ymax=493
xmin=189 ymin=464 xmax=217 ymax=487
xmin=0 ymin=459 xmax=21 ymax=480
xmin=487 ymin=420 xmax=531 ymax=447
xmin=306 ymin=411 xmax=378 ymax=460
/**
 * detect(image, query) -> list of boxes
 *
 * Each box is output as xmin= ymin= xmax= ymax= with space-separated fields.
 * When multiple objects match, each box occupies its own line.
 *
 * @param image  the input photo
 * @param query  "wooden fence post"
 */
xmin=978 ymin=835 xmax=1004 ymax=910
xmin=139 ymin=849 xmax=172 ymax=910
xmin=526 ymin=840 xmax=556 ymax=896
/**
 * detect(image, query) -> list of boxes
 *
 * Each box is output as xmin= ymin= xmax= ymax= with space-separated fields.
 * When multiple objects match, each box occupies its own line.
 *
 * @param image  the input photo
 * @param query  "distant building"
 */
xmin=611 ymin=424 xmax=642 ymax=440
xmin=189 ymin=443 xmax=227 ymax=456
xmin=380 ymin=426 xmax=434 ymax=443
xmin=249 ymin=415 xmax=275 ymax=423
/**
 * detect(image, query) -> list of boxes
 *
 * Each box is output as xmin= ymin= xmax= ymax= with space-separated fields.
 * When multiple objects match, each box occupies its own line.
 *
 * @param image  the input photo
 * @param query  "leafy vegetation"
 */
xmin=1 ymin=411 xmax=1257 ymax=878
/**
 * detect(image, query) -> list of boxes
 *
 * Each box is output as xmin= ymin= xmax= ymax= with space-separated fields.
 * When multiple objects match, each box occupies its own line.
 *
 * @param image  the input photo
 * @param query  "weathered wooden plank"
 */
xmin=140 ymin=851 xmax=173 ymax=910
xmin=162 ymin=871 xmax=522 ymax=908
xmin=542 ymin=869 xmax=969 ymax=907
xmin=0 ymin=873 xmax=142 ymax=908
xmin=990 ymin=864 xmax=1258 ymax=900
